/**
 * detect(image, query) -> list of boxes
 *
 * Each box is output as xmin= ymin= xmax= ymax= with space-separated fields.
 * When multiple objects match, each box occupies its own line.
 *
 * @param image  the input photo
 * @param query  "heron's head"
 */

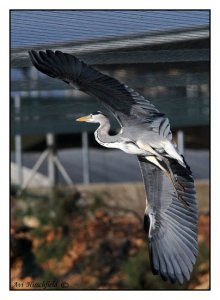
xmin=76 ymin=111 xmax=107 ymax=123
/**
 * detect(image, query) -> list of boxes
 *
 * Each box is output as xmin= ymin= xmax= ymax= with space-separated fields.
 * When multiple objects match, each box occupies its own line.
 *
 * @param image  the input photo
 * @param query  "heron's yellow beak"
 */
xmin=76 ymin=115 xmax=91 ymax=122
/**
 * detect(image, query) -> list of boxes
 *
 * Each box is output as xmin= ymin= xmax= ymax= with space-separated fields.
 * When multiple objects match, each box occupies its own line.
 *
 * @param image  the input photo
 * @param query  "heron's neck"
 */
xmin=95 ymin=118 xmax=121 ymax=144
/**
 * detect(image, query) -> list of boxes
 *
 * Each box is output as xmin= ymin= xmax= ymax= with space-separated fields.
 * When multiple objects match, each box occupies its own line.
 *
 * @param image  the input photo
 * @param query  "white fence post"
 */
xmin=82 ymin=131 xmax=90 ymax=184
xmin=14 ymin=95 xmax=23 ymax=187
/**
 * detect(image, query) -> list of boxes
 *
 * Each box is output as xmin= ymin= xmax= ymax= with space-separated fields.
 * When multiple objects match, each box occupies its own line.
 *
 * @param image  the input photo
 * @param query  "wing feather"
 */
xmin=28 ymin=49 xmax=198 ymax=284
xmin=138 ymin=156 xmax=198 ymax=284
xmin=29 ymin=50 xmax=170 ymax=131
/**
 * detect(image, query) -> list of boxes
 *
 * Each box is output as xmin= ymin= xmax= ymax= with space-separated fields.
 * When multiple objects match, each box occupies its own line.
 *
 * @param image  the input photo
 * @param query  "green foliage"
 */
xmin=11 ymin=186 xmax=209 ymax=290
xmin=36 ymin=235 xmax=71 ymax=264
xmin=121 ymin=247 xmax=184 ymax=289
xmin=12 ymin=187 xmax=82 ymax=264
xmin=121 ymin=242 xmax=209 ymax=290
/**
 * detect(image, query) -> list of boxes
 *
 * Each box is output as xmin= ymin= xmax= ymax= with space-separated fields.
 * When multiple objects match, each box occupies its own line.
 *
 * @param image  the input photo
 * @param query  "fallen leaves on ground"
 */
xmin=11 ymin=206 xmax=209 ymax=290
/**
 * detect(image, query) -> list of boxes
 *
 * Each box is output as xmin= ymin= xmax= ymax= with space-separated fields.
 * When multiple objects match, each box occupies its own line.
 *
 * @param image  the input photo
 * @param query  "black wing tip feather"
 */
xmin=28 ymin=50 xmax=163 ymax=121
xmin=29 ymin=49 xmax=72 ymax=59
xmin=29 ymin=49 xmax=72 ymax=69
xmin=28 ymin=49 xmax=101 ymax=88
xmin=28 ymin=49 xmax=57 ymax=78
xmin=28 ymin=50 xmax=37 ymax=66
xmin=28 ymin=49 xmax=83 ymax=68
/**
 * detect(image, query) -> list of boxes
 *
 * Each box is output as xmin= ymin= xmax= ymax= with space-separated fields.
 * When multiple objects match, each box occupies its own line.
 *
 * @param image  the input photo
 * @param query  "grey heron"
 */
xmin=28 ymin=50 xmax=198 ymax=284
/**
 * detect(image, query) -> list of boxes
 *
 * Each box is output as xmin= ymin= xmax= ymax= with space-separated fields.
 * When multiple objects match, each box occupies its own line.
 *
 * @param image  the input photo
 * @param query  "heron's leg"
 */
xmin=146 ymin=156 xmax=184 ymax=192
xmin=144 ymin=153 xmax=188 ymax=207
xmin=145 ymin=156 xmax=181 ymax=195
xmin=138 ymin=142 xmax=186 ymax=200
xmin=162 ymin=157 xmax=184 ymax=191
xmin=161 ymin=157 xmax=189 ymax=207
xmin=145 ymin=156 xmax=167 ymax=173
xmin=139 ymin=143 xmax=182 ymax=187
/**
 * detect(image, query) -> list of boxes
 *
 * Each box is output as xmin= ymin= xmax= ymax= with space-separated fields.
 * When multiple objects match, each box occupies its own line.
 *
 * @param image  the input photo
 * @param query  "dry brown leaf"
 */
xmin=194 ymin=273 xmax=210 ymax=290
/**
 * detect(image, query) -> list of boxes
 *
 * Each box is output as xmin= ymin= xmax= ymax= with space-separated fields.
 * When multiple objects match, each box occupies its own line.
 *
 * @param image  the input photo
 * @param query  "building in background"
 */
xmin=10 ymin=10 xmax=210 ymax=186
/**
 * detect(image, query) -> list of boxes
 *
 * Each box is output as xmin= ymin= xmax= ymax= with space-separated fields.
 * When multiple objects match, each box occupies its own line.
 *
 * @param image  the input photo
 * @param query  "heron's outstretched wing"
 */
xmin=28 ymin=50 xmax=170 ymax=134
xmin=138 ymin=156 xmax=198 ymax=284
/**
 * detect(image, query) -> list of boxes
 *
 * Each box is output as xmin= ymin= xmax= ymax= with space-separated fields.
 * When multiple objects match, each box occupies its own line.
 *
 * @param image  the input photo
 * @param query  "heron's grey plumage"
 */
xmin=29 ymin=50 xmax=164 ymax=126
xmin=28 ymin=49 xmax=198 ymax=284
xmin=139 ymin=157 xmax=197 ymax=283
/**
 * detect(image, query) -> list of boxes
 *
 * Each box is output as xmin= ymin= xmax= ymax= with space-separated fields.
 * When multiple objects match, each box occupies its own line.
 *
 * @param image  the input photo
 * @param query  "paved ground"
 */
xmin=11 ymin=148 xmax=209 ymax=185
